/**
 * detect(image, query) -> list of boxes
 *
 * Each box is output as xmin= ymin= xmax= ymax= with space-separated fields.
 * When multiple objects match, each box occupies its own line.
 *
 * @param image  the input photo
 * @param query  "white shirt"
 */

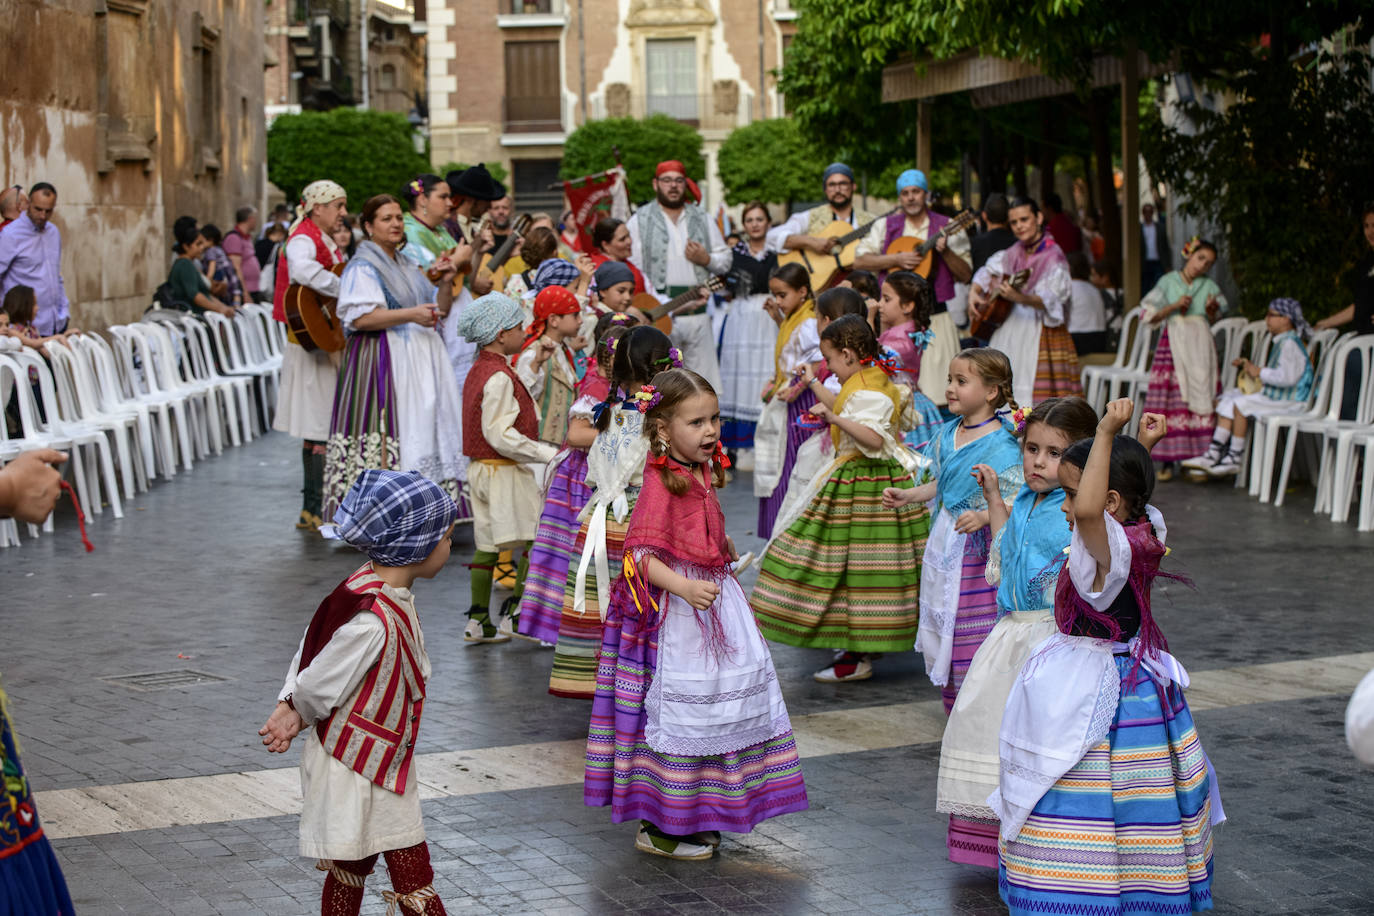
xmin=514 ymin=339 xmax=577 ymax=400
xmin=765 ymin=207 xmax=860 ymax=253
xmin=1068 ymin=279 xmax=1106 ymax=333
xmin=972 ymin=246 xmax=1072 ymax=328
xmin=1258 ymin=337 xmax=1309 ymax=389
xmin=1142 ymin=222 xmax=1159 ymax=261
xmin=855 ymin=210 xmax=971 ymax=262
xmin=479 ymin=370 xmax=560 ymax=465
xmin=626 ymin=207 xmax=731 ymax=293
xmin=285 ymin=232 xmax=342 ymax=297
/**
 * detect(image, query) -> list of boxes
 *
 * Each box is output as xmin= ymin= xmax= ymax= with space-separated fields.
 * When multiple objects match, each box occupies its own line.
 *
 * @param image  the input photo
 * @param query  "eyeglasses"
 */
xmin=824 ymin=180 xmax=853 ymax=190
xmin=657 ymin=177 xmax=686 ymax=186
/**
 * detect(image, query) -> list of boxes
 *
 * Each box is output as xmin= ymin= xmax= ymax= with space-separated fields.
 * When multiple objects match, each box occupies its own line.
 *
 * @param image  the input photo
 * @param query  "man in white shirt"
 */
xmin=626 ymin=160 xmax=730 ymax=390
xmin=765 ymin=162 xmax=877 ymax=254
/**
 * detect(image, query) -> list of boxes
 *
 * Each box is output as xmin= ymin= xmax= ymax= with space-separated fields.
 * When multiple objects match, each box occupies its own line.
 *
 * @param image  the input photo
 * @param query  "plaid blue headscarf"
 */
xmin=455 ymin=292 xmax=524 ymax=345
xmin=1268 ymin=297 xmax=1311 ymax=339
xmin=321 ymin=470 xmax=457 ymax=567
xmin=533 ymin=257 xmax=581 ymax=292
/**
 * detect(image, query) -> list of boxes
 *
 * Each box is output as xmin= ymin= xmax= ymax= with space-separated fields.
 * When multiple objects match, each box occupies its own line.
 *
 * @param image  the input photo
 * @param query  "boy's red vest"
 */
xmin=299 ymin=564 xmax=425 ymax=794
xmin=271 ymin=218 xmax=338 ymax=323
xmin=462 ymin=349 xmax=540 ymax=459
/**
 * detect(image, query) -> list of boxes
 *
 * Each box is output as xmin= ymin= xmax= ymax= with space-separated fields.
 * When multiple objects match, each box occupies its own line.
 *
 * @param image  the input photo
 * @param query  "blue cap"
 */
xmin=823 ymin=162 xmax=854 ymax=182
xmin=896 ymin=169 xmax=928 ymax=192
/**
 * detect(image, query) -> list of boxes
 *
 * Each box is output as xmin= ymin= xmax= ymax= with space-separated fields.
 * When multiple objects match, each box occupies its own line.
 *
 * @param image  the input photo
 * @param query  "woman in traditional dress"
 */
xmin=322 ymin=194 xmax=465 ymax=518
xmin=969 ymin=198 xmax=1081 ymax=407
xmin=587 ymin=218 xmax=648 ymax=296
xmin=716 ymin=200 xmax=779 ymax=463
xmin=1140 ymin=237 xmax=1226 ymax=478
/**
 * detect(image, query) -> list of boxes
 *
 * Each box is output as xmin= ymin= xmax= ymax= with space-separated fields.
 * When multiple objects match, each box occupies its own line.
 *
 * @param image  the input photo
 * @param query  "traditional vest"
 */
xmin=1262 ymin=332 xmax=1315 ymax=402
xmin=636 ymin=201 xmax=709 ymax=291
xmin=306 ymin=565 xmax=426 ymax=794
xmin=272 ymin=217 xmax=338 ymax=322
xmin=535 ymin=347 xmax=577 ymax=445
xmin=462 ymin=349 xmax=540 ymax=460
xmin=881 ymin=209 xmax=954 ymax=304
xmin=805 ymin=204 xmax=874 ymax=235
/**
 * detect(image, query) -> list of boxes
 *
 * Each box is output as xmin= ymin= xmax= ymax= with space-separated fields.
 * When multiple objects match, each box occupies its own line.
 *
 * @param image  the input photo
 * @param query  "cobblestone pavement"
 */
xmin=3 ymin=432 xmax=1372 ymax=914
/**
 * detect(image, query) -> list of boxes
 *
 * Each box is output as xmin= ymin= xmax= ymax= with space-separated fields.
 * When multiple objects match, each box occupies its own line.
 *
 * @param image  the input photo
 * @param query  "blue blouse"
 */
xmin=929 ymin=417 xmax=1024 ymax=516
xmin=993 ymin=486 xmax=1071 ymax=615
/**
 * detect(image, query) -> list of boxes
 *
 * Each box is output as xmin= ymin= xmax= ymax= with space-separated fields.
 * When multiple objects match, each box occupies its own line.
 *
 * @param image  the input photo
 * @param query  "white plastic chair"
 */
xmin=1249 ymin=330 xmax=1349 ymax=501
xmin=0 ymin=350 xmax=123 ymax=519
xmin=1272 ymin=334 xmax=1374 ymax=510
xmin=109 ymin=324 xmax=197 ymax=472
xmin=1221 ymin=320 xmax=1271 ymax=390
xmin=133 ymin=321 xmax=220 ymax=458
xmin=177 ymin=316 xmax=253 ymax=445
xmin=1326 ymin=349 xmax=1374 ymax=523
xmin=203 ymin=311 xmax=279 ymax=429
xmin=67 ymin=333 xmax=157 ymax=484
xmin=1355 ymin=430 xmax=1374 ymax=532
xmin=1081 ymin=307 xmax=1144 ymax=413
xmin=42 ymin=340 xmax=145 ymax=499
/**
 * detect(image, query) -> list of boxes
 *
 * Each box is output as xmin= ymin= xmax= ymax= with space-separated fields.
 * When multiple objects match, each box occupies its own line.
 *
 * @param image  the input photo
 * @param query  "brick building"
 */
xmin=0 ymin=0 xmax=268 ymax=329
xmin=425 ymin=0 xmax=800 ymax=211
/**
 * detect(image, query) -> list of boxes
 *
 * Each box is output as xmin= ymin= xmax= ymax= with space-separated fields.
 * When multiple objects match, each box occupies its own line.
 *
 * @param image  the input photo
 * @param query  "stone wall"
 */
xmin=0 ymin=0 xmax=266 ymax=331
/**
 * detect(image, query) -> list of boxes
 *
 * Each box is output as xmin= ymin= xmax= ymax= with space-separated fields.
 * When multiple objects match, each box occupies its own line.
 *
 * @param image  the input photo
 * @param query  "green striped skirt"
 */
xmin=751 ymin=456 xmax=928 ymax=653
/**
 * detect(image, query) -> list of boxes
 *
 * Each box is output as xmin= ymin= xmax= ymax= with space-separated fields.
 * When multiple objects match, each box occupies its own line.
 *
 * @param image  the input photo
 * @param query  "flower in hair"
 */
xmin=1181 ymin=235 xmax=1201 ymax=258
xmin=632 ymin=385 xmax=663 ymax=413
xmin=1009 ymin=406 xmax=1029 ymax=434
xmin=655 ymin=347 xmax=684 ymax=369
xmin=408 ymin=178 xmax=424 ymax=196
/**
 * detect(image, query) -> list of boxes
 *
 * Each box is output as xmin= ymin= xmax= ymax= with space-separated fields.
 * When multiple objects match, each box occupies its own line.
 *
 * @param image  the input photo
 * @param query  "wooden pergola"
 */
xmin=882 ymin=44 xmax=1173 ymax=306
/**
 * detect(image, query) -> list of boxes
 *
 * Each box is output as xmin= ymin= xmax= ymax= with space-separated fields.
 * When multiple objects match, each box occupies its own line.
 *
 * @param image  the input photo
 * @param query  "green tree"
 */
xmin=560 ymin=115 xmax=705 ymax=204
xmin=434 ymin=161 xmax=510 ymax=187
xmin=1143 ymin=48 xmax=1374 ymax=318
xmin=267 ymin=108 xmax=429 ymax=208
xmin=717 ymin=119 xmax=827 ymax=207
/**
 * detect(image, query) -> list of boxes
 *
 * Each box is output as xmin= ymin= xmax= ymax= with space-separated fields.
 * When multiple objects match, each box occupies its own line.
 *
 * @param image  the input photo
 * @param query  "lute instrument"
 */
xmin=630 ymin=275 xmax=727 ymax=335
xmin=882 ymin=209 xmax=978 ymax=278
xmin=775 ymin=209 xmax=896 ymax=292
xmin=968 ymin=268 xmax=1031 ymax=340
xmin=282 ymin=262 xmax=347 ymax=352
xmin=476 ymin=213 xmax=533 ymax=290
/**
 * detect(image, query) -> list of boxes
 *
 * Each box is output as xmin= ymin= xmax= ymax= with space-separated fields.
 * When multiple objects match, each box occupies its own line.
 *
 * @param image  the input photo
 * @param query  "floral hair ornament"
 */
xmin=655 ymin=347 xmax=684 ymax=369
xmin=1181 ymin=235 xmax=1202 ymax=258
xmin=408 ymin=178 xmax=424 ymax=197
xmin=1008 ymin=405 xmax=1030 ymax=434
xmin=632 ymin=384 xmax=663 ymax=413
xmin=712 ymin=440 xmax=732 ymax=470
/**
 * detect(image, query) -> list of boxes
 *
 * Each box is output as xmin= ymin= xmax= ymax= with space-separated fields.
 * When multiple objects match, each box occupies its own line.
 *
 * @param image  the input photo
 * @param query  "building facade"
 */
xmin=1 ymin=0 xmax=267 ymax=330
xmin=425 ymin=0 xmax=799 ymax=211
xmin=264 ymin=0 xmax=427 ymax=119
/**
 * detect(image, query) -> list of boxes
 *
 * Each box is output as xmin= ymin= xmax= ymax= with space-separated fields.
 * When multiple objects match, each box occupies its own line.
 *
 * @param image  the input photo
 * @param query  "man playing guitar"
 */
xmin=853 ymin=169 xmax=972 ymax=411
xmin=766 ymin=162 xmax=876 ymax=255
xmin=443 ymin=164 xmax=505 ymax=296
xmin=271 ymin=179 xmax=348 ymax=531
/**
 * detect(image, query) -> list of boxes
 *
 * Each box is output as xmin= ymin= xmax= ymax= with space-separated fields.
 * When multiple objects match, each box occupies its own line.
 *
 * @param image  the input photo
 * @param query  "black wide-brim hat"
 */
xmin=446 ymin=163 xmax=506 ymax=201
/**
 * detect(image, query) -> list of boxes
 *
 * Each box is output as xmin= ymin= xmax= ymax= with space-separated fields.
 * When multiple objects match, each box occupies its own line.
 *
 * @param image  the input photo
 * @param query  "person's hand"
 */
xmin=797 ymin=362 xmax=817 ymax=385
xmin=1099 ymin=398 xmax=1134 ymax=435
xmin=411 ymin=305 xmax=438 ymax=328
xmin=955 ymin=509 xmax=988 ymax=534
xmin=452 ymin=242 xmax=476 ymax=266
xmin=894 ymin=251 xmax=922 ymax=270
xmin=760 ymin=379 xmax=775 ymax=403
xmin=809 ymin=235 xmax=837 ymax=254
xmin=882 ymin=486 xmax=919 ymax=508
xmin=533 ymin=337 xmax=556 ymax=365
xmin=763 ymin=296 xmax=783 ymax=325
xmin=575 ymin=253 xmax=595 ymax=277
xmin=259 ymin=701 xmax=305 ymax=754
xmin=1235 ymin=357 xmax=1259 ymax=379
xmin=628 ymin=307 xmax=650 ymax=325
xmin=567 ymin=334 xmax=588 ymax=351
xmin=997 ymin=280 xmax=1025 ymax=305
xmin=866 ymin=298 xmax=880 ymax=324
xmin=724 ymin=535 xmax=739 ymax=562
xmin=1204 ymin=294 xmax=1220 ymax=321
xmin=431 ymin=254 xmax=459 ymax=281
xmin=476 ymin=225 xmax=494 ymax=251
xmin=934 ymin=234 xmax=948 ymax=253
xmin=971 ymin=463 xmax=1000 ymax=502
xmin=0 ymin=448 xmax=67 ymax=523
xmin=679 ymin=578 xmax=721 ymax=611
xmin=810 ymin=403 xmax=833 ymax=424
xmin=684 ymin=239 xmax=710 ymax=267
xmin=1138 ymin=412 xmax=1168 ymax=451
xmin=1171 ymin=294 xmax=1192 ymax=314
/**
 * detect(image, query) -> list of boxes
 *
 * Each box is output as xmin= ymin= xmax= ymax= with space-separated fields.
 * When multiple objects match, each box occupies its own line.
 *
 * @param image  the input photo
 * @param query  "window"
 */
xmin=512 ymin=158 xmax=564 ymax=213
xmin=380 ymin=64 xmax=397 ymax=90
xmin=503 ymin=41 xmax=561 ymax=132
xmin=646 ymin=39 xmax=696 ymax=122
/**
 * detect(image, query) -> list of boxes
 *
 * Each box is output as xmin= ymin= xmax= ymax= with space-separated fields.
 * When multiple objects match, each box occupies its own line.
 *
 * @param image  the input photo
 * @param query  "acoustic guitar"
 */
xmin=968 ymin=268 xmax=1031 ymax=340
xmin=882 ymin=209 xmax=979 ymax=278
xmin=432 ymin=214 xmax=491 ymax=295
xmin=630 ymin=276 xmax=726 ymax=336
xmin=282 ymin=262 xmax=347 ymax=352
xmin=775 ymin=209 xmax=896 ymax=292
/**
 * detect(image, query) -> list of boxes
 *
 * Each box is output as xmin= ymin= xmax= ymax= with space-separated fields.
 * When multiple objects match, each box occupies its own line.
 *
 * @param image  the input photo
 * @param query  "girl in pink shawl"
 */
xmin=875 ymin=270 xmax=944 ymax=452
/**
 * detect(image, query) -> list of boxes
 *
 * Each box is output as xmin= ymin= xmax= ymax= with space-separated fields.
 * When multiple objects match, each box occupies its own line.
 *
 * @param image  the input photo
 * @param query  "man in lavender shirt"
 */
xmin=0 ymin=183 xmax=71 ymax=335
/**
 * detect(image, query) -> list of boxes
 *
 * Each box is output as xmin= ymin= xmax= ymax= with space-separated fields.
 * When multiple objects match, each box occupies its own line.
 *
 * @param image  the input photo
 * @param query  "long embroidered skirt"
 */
xmin=322 ymin=333 xmax=401 ymax=520
xmin=941 ymin=529 xmax=998 ymax=714
xmin=550 ymin=508 xmax=631 ymax=699
xmin=584 ymin=584 xmax=809 ymax=833
xmin=756 ymin=389 xmax=820 ymax=540
xmin=0 ymin=691 xmax=75 ymax=916
xmin=517 ymin=449 xmax=592 ymax=646
xmin=1142 ymin=328 xmax=1214 ymax=462
xmin=1032 ymin=325 xmax=1083 ymax=403
xmin=999 ymin=656 xmax=1215 ymax=915
xmin=752 ymin=457 xmax=929 ymax=654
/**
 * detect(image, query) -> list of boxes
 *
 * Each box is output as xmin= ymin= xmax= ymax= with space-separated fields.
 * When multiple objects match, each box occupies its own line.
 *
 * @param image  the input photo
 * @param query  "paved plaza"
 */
xmin=3 ymin=432 xmax=1373 ymax=915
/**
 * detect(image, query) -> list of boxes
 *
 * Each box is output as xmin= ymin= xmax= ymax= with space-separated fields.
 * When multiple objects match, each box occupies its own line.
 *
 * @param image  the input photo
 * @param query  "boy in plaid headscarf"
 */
xmin=260 ymin=469 xmax=456 ymax=915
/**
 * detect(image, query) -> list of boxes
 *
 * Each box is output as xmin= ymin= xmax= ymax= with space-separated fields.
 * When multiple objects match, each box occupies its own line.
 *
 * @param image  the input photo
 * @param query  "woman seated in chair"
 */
xmin=167 ymin=217 xmax=237 ymax=318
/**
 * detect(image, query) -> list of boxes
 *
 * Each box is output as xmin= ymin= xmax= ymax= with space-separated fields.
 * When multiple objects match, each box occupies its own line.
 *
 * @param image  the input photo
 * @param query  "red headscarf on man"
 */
xmin=655 ymin=160 xmax=700 ymax=204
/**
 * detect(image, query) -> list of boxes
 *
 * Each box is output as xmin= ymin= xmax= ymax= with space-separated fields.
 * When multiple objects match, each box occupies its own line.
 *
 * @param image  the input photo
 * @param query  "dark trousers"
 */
xmin=1340 ymin=350 xmax=1363 ymax=420
xmin=1142 ymin=260 xmax=1165 ymax=294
